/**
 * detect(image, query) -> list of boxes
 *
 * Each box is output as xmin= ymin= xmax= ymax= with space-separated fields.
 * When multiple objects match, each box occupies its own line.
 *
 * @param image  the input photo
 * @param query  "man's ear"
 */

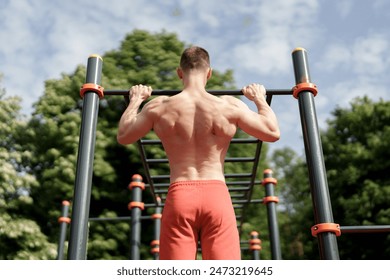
xmin=207 ymin=68 xmax=212 ymax=80
xmin=177 ymin=68 xmax=183 ymax=79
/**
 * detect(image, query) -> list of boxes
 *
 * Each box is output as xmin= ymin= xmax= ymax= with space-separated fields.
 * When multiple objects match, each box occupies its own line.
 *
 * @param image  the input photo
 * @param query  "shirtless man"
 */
xmin=117 ymin=46 xmax=280 ymax=260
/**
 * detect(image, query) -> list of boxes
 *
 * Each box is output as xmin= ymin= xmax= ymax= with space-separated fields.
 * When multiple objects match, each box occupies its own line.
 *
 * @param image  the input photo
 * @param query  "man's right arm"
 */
xmin=228 ymin=84 xmax=280 ymax=142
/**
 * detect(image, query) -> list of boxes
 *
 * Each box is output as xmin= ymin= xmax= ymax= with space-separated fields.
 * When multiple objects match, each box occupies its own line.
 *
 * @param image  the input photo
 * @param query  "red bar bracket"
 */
xmin=311 ymin=223 xmax=341 ymax=237
xmin=292 ymin=82 xmax=318 ymax=99
xmin=262 ymin=177 xmax=277 ymax=186
xmin=128 ymin=201 xmax=145 ymax=210
xmin=58 ymin=217 xmax=71 ymax=224
xmin=263 ymin=196 xmax=279 ymax=204
xmin=128 ymin=181 xmax=145 ymax=191
xmin=150 ymin=240 xmax=160 ymax=254
xmin=80 ymin=83 xmax=104 ymax=99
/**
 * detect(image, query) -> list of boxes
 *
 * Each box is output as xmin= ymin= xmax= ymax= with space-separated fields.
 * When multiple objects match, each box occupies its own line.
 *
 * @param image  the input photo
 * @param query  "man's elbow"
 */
xmin=265 ymin=130 xmax=280 ymax=143
xmin=117 ymin=133 xmax=133 ymax=145
xmin=268 ymin=133 xmax=280 ymax=142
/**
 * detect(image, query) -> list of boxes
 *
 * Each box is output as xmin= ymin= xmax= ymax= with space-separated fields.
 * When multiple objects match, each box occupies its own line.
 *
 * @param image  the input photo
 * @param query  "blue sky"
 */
xmin=0 ymin=0 xmax=389 ymax=155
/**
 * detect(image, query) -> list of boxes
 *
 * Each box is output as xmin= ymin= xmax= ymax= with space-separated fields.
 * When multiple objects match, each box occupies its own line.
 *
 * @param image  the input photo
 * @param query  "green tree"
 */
xmin=322 ymin=96 xmax=390 ymax=259
xmin=272 ymin=96 xmax=390 ymax=259
xmin=20 ymin=30 xmax=237 ymax=259
xmin=0 ymin=78 xmax=57 ymax=259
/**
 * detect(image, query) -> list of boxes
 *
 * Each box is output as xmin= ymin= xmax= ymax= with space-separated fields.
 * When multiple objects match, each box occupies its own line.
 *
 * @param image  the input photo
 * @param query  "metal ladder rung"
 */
xmin=146 ymin=157 xmax=256 ymax=164
xmin=140 ymin=138 xmax=259 ymax=145
xmin=154 ymin=189 xmax=169 ymax=194
xmin=226 ymin=180 xmax=261 ymax=186
xmin=224 ymin=173 xmax=253 ymax=178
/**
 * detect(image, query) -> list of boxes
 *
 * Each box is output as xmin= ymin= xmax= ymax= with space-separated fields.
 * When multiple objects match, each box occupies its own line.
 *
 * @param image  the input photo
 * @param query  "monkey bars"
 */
xmin=67 ymin=48 xmax=340 ymax=260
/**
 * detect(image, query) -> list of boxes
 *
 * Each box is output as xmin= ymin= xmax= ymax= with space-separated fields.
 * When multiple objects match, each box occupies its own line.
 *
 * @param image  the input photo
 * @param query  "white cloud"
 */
xmin=228 ymin=0 xmax=321 ymax=77
xmin=0 ymin=0 xmax=389 ymax=155
xmin=335 ymin=0 xmax=353 ymax=18
xmin=352 ymin=34 xmax=390 ymax=76
xmin=320 ymin=44 xmax=352 ymax=71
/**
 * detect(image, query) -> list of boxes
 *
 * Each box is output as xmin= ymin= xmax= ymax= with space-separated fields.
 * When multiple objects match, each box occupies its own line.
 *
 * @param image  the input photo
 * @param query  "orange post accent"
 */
xmin=62 ymin=200 xmax=70 ymax=206
xmin=152 ymin=213 xmax=162 ymax=219
xmin=80 ymin=83 xmax=104 ymax=99
xmin=263 ymin=196 xmax=279 ymax=204
xmin=262 ymin=177 xmax=277 ymax=186
xmin=249 ymin=238 xmax=262 ymax=245
xmin=150 ymin=240 xmax=160 ymax=254
xmin=250 ymin=244 xmax=262 ymax=251
xmin=292 ymin=82 xmax=318 ymax=99
xmin=132 ymin=174 xmax=143 ymax=181
xmin=311 ymin=223 xmax=341 ymax=237
xmin=128 ymin=201 xmax=145 ymax=210
xmin=263 ymin=169 xmax=273 ymax=174
xmin=58 ymin=217 xmax=71 ymax=224
xmin=151 ymin=248 xmax=160 ymax=254
xmin=128 ymin=181 xmax=145 ymax=190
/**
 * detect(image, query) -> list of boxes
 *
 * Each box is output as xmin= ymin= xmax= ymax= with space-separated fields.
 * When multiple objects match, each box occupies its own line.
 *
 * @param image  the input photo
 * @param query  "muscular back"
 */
xmin=149 ymin=90 xmax=239 ymax=182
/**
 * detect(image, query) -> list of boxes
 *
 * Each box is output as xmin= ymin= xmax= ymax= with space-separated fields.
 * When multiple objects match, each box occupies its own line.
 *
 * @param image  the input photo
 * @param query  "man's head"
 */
xmin=177 ymin=46 xmax=212 ymax=81
xmin=179 ymin=46 xmax=210 ymax=72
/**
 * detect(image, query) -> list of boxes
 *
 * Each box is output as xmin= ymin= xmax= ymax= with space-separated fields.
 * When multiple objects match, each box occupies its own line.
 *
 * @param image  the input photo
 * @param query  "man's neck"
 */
xmin=182 ymin=74 xmax=207 ymax=92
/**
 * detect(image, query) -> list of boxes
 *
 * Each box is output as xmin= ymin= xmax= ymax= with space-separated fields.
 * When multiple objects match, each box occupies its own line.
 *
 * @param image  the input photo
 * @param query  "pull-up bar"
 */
xmin=103 ymin=89 xmax=293 ymax=96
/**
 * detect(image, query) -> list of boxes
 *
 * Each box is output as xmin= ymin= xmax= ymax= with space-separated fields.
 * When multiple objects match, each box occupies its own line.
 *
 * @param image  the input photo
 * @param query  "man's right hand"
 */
xmin=242 ymin=83 xmax=266 ymax=102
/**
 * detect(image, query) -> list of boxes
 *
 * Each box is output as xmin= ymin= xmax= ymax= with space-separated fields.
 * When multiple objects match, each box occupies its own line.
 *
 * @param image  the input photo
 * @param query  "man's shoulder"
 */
xmin=142 ymin=96 xmax=169 ymax=113
xmin=146 ymin=95 xmax=170 ymax=106
xmin=220 ymin=95 xmax=244 ymax=106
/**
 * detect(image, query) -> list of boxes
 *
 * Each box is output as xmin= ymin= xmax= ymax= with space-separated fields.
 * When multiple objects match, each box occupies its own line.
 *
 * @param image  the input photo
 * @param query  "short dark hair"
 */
xmin=179 ymin=46 xmax=210 ymax=72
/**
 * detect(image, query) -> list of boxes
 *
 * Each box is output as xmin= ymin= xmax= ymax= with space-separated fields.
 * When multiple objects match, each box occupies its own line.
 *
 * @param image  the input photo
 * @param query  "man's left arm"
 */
xmin=117 ymin=85 xmax=154 ymax=145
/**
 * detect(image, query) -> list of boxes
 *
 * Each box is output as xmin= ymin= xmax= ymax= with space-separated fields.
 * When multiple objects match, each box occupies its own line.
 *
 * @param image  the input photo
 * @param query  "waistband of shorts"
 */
xmin=169 ymin=180 xmax=226 ymax=188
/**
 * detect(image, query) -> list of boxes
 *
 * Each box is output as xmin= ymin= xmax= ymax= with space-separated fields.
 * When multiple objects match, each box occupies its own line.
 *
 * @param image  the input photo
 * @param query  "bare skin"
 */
xmin=117 ymin=68 xmax=280 ymax=183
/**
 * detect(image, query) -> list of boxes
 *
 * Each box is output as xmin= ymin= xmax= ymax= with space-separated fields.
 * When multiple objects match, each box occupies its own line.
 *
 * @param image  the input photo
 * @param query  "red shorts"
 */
xmin=159 ymin=180 xmax=240 ymax=260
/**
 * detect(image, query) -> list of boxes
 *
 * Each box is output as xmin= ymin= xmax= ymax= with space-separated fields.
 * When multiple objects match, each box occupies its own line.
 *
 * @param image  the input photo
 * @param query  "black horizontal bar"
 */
xmin=228 ymin=187 xmax=251 ymax=192
xmin=227 ymin=180 xmax=261 ymax=186
xmin=225 ymin=173 xmax=253 ymax=178
xmin=340 ymin=225 xmax=390 ymax=234
xmin=148 ymin=185 xmax=255 ymax=193
xmin=230 ymin=194 xmax=247 ymax=199
xmin=154 ymin=189 xmax=169 ymax=194
xmin=104 ymin=89 xmax=292 ymax=96
xmin=146 ymin=157 xmax=255 ymax=164
xmin=233 ymin=199 xmax=264 ymax=204
xmin=140 ymin=138 xmax=259 ymax=145
xmin=146 ymin=159 xmax=169 ymax=164
xmin=150 ymin=175 xmax=170 ymax=180
xmin=148 ymin=173 xmax=255 ymax=182
xmin=89 ymin=216 xmax=153 ymax=222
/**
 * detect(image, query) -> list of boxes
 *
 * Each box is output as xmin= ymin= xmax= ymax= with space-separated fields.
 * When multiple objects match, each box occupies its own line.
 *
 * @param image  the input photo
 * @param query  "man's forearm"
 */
xmin=253 ymin=97 xmax=280 ymax=138
xmin=117 ymin=96 xmax=143 ymax=143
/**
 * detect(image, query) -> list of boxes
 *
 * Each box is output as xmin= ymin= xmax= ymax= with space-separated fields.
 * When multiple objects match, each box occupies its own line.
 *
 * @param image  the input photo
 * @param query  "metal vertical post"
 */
xmin=262 ymin=169 xmax=282 ymax=259
xmin=128 ymin=174 xmax=145 ymax=260
xmin=249 ymin=231 xmax=261 ymax=260
xmin=57 ymin=200 xmax=71 ymax=260
xmin=292 ymin=48 xmax=340 ymax=259
xmin=68 ymin=55 xmax=103 ymax=260
xmin=150 ymin=196 xmax=162 ymax=260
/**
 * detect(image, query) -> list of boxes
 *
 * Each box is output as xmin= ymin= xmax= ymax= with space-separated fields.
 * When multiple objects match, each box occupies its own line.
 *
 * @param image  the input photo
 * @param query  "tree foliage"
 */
xmin=272 ymin=96 xmax=390 ymax=259
xmin=322 ymin=97 xmax=390 ymax=259
xmin=0 ymin=79 xmax=57 ymax=259
xmin=5 ymin=29 xmax=387 ymax=260
xmin=11 ymin=30 xmax=241 ymax=260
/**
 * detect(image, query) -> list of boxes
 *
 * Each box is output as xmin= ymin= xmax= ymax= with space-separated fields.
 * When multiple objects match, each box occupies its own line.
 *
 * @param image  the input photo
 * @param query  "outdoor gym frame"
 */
xmin=67 ymin=48 xmax=340 ymax=260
